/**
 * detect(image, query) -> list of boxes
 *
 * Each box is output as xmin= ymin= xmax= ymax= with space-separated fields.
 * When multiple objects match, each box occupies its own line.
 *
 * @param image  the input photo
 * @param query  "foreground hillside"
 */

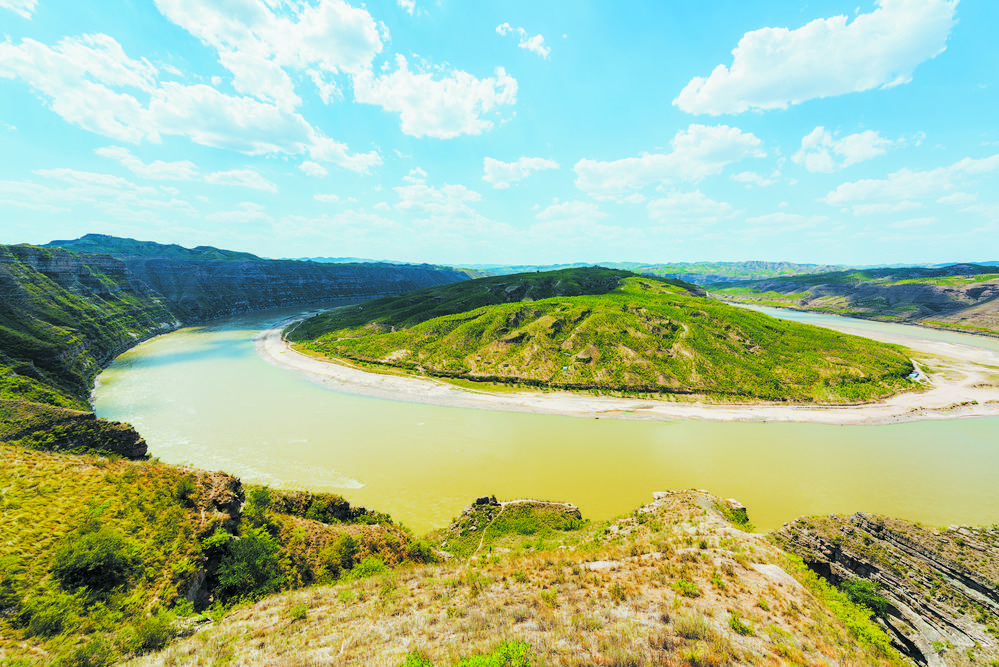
xmin=710 ymin=265 xmax=999 ymax=336
xmin=128 ymin=491 xmax=904 ymax=666
xmin=289 ymin=268 xmax=916 ymax=403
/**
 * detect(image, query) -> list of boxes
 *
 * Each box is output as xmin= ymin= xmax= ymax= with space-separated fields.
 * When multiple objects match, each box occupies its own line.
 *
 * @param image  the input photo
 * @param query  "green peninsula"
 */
xmin=289 ymin=267 xmax=916 ymax=403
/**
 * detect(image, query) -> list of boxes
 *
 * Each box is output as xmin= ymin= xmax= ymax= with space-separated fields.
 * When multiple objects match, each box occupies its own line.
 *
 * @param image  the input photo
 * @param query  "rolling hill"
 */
xmin=288 ymin=268 xmax=916 ymax=403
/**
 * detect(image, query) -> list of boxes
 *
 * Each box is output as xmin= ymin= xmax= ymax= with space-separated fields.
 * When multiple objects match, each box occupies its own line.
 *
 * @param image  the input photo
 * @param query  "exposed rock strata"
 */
xmin=775 ymin=513 xmax=999 ymax=666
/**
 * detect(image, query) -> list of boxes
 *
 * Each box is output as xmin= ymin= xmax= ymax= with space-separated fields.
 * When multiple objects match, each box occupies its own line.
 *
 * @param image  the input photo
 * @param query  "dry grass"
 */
xmin=128 ymin=491 xmax=903 ymax=666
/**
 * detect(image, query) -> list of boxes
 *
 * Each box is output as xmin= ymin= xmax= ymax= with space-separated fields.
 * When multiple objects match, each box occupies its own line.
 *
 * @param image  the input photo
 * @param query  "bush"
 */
xmin=173 ymin=476 xmax=197 ymax=507
xmin=841 ymin=578 xmax=890 ymax=617
xmin=318 ymin=535 xmax=359 ymax=581
xmin=124 ymin=609 xmax=176 ymax=654
xmin=346 ymin=556 xmax=386 ymax=581
xmin=457 ymin=641 xmax=533 ymax=666
xmin=51 ymin=525 xmax=138 ymax=593
xmin=19 ymin=590 xmax=79 ymax=637
xmin=215 ymin=527 xmax=283 ymax=602
xmin=64 ymin=635 xmax=117 ymax=667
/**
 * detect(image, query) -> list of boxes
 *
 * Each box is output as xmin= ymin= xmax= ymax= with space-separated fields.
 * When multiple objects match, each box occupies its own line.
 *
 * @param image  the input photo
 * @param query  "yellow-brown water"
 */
xmin=94 ymin=307 xmax=999 ymax=534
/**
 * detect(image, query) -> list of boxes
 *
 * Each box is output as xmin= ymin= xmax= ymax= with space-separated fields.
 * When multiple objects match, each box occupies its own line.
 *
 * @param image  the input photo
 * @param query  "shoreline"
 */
xmin=255 ymin=315 xmax=999 ymax=426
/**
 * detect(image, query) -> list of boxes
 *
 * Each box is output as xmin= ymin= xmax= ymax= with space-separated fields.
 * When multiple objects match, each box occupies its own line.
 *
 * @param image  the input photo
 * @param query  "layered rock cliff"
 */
xmin=775 ymin=513 xmax=999 ymax=666
xmin=0 ymin=238 xmax=469 ymax=458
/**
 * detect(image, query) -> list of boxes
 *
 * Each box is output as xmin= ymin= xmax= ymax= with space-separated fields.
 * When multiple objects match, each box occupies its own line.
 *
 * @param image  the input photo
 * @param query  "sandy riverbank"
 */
xmin=254 ymin=315 xmax=999 ymax=425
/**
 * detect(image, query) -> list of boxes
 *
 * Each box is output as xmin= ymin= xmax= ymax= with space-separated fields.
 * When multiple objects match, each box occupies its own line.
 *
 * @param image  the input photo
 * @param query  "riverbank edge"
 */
xmin=258 ymin=314 xmax=999 ymax=426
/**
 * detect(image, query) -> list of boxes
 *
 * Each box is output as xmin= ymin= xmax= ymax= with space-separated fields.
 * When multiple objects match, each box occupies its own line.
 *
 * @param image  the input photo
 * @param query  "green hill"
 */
xmin=710 ymin=264 xmax=999 ymax=336
xmin=45 ymin=233 xmax=262 ymax=261
xmin=289 ymin=268 xmax=916 ymax=403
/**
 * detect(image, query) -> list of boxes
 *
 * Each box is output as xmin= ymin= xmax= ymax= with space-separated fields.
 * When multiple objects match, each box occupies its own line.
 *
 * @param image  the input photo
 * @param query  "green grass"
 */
xmin=293 ymin=268 xmax=915 ymax=403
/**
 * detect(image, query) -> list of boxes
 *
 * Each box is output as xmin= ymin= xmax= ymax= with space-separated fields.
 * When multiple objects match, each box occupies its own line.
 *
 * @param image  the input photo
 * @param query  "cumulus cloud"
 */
xmin=674 ymin=0 xmax=958 ymax=115
xmin=298 ymin=161 xmax=328 ymax=177
xmin=153 ymin=0 xmax=382 ymax=107
xmin=397 ymin=0 xmax=415 ymax=15
xmin=0 ymin=34 xmax=381 ymax=173
xmin=822 ymin=154 xmax=999 ymax=207
xmin=95 ymin=145 xmax=198 ymax=180
xmin=482 ymin=156 xmax=558 ymax=189
xmin=313 ymin=193 xmax=340 ymax=203
xmin=496 ymin=23 xmax=550 ymax=59
xmin=573 ymin=124 xmax=764 ymax=198
xmin=353 ymin=55 xmax=517 ymax=138
xmin=792 ymin=127 xmax=894 ymax=173
xmin=204 ymin=168 xmax=278 ymax=192
xmin=646 ymin=191 xmax=736 ymax=222
xmin=1 ymin=0 xmax=37 ymax=19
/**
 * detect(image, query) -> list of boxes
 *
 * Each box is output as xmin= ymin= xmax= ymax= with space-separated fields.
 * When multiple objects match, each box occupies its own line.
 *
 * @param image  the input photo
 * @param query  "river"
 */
xmin=93 ymin=306 xmax=999 ymax=535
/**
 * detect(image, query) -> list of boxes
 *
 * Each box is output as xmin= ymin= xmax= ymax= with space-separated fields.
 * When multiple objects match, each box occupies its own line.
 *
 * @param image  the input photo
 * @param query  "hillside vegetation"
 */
xmin=129 ymin=491 xmax=905 ymax=666
xmin=711 ymin=264 xmax=999 ymax=336
xmin=290 ymin=268 xmax=916 ymax=403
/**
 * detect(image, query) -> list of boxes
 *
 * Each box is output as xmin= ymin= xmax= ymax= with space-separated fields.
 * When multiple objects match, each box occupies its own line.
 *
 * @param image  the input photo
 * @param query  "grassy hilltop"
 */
xmin=289 ymin=267 xmax=916 ymax=403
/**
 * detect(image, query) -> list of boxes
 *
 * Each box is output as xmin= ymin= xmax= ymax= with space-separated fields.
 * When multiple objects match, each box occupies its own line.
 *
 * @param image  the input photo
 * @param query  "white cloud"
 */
xmin=850 ymin=201 xmax=923 ymax=216
xmin=573 ymin=124 xmax=764 ymax=198
xmin=403 ymin=167 xmax=428 ymax=184
xmin=535 ymin=200 xmax=607 ymax=222
xmin=822 ymin=154 xmax=999 ymax=206
xmin=206 ymin=201 xmax=272 ymax=224
xmin=153 ymin=0 xmax=382 ymax=106
xmin=731 ymin=171 xmax=776 ymax=187
xmin=889 ymin=216 xmax=937 ymax=229
xmin=353 ymin=54 xmax=517 ymax=138
xmin=205 ymin=168 xmax=278 ymax=193
xmin=0 ymin=34 xmax=157 ymax=143
xmin=314 ymin=193 xmax=340 ymax=203
xmin=298 ymin=161 xmax=328 ymax=177
xmin=937 ymin=192 xmax=977 ymax=206
xmin=482 ymin=156 xmax=558 ymax=189
xmin=0 ymin=34 xmax=380 ymax=173
xmin=792 ymin=127 xmax=894 ymax=173
xmin=95 ymin=145 xmax=198 ymax=180
xmin=646 ymin=191 xmax=735 ymax=222
xmin=0 ymin=0 xmax=37 ymax=19
xmin=397 ymin=0 xmax=415 ymax=15
xmin=1 ymin=167 xmax=198 ymax=219
xmin=496 ymin=23 xmax=550 ymax=59
xmin=674 ymin=0 xmax=958 ymax=115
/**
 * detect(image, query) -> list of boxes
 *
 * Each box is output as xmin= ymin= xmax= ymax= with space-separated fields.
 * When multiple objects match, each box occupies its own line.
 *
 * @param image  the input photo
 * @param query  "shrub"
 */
xmin=20 ymin=590 xmax=79 ymax=637
xmin=673 ymin=578 xmax=701 ymax=598
xmin=172 ymin=476 xmax=197 ymax=507
xmin=318 ymin=535 xmax=359 ymax=581
xmin=841 ymin=578 xmax=890 ymax=618
xmin=124 ymin=609 xmax=176 ymax=654
xmin=456 ymin=640 xmax=533 ymax=666
xmin=289 ymin=602 xmax=307 ymax=621
xmin=347 ymin=556 xmax=387 ymax=580
xmin=64 ymin=635 xmax=117 ymax=667
xmin=215 ymin=526 xmax=283 ymax=602
xmin=51 ymin=525 xmax=138 ymax=593
xmin=728 ymin=612 xmax=753 ymax=636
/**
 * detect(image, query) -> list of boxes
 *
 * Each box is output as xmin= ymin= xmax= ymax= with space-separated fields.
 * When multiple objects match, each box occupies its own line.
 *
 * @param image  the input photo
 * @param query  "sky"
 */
xmin=1 ymin=0 xmax=997 ymax=266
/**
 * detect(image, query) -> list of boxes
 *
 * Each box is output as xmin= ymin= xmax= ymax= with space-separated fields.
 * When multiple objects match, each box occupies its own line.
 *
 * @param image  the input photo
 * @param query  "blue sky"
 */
xmin=1 ymin=0 xmax=996 ymax=265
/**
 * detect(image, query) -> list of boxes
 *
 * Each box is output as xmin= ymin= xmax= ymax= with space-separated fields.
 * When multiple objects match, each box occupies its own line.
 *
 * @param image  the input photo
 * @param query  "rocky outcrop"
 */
xmin=775 ymin=513 xmax=999 ymax=666
xmin=0 ymin=401 xmax=148 ymax=458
